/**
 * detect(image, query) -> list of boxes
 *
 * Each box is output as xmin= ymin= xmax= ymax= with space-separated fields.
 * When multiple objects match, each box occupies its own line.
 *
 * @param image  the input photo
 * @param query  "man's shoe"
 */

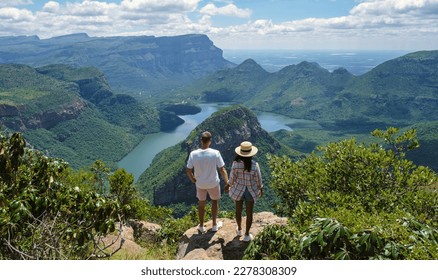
xmin=236 ymin=228 xmax=243 ymax=236
xmin=197 ymin=225 xmax=207 ymax=234
xmin=243 ymin=234 xmax=253 ymax=242
xmin=211 ymin=221 xmax=223 ymax=232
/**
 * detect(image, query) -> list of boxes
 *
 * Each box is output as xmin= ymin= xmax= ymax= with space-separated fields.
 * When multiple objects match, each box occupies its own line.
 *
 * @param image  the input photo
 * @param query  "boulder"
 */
xmin=128 ymin=220 xmax=162 ymax=243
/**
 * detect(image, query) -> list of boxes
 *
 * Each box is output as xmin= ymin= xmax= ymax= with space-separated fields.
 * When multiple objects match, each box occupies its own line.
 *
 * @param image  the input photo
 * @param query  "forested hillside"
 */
xmin=0 ymin=64 xmax=183 ymax=168
xmin=178 ymin=50 xmax=438 ymax=171
xmin=183 ymin=50 xmax=438 ymax=126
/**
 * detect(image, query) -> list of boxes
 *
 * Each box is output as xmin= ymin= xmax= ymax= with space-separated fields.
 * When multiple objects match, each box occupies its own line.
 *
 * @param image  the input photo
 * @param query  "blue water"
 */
xmin=223 ymin=49 xmax=411 ymax=75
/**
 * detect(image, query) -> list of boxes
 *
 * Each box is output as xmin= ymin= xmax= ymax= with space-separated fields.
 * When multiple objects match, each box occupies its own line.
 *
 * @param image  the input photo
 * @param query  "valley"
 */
xmin=118 ymin=102 xmax=319 ymax=181
xmin=1 ymin=33 xmax=437 ymax=261
xmin=1 ymin=33 xmax=437 ymax=207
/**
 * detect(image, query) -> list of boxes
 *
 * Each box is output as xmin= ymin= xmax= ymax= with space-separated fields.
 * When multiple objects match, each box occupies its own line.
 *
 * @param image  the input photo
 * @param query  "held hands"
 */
xmin=258 ymin=188 xmax=263 ymax=198
xmin=224 ymin=183 xmax=231 ymax=193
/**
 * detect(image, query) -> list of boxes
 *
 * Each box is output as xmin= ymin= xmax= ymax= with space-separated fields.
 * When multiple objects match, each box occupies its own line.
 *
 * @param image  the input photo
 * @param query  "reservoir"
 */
xmin=118 ymin=103 xmax=318 ymax=180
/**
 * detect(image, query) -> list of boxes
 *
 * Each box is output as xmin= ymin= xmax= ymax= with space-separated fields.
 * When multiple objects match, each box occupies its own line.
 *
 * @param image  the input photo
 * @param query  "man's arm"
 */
xmin=219 ymin=166 xmax=229 ymax=185
xmin=186 ymin=167 xmax=196 ymax=184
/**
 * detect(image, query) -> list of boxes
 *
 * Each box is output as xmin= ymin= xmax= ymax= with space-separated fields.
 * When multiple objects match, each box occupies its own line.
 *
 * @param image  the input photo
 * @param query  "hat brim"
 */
xmin=235 ymin=146 xmax=258 ymax=157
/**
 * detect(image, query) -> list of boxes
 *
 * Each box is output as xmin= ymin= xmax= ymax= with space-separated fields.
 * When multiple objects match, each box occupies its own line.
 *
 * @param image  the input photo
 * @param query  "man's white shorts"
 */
xmin=196 ymin=185 xmax=221 ymax=201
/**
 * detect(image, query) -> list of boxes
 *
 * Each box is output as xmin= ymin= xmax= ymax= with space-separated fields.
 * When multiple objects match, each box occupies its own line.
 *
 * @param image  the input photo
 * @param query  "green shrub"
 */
xmin=244 ymin=224 xmax=296 ymax=260
xmin=0 ymin=133 xmax=121 ymax=259
xmin=257 ymin=127 xmax=438 ymax=260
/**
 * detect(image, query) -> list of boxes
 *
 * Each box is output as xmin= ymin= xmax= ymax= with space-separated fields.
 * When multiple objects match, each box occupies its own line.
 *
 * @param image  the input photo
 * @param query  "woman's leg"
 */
xmin=245 ymin=200 xmax=254 ymax=236
xmin=235 ymin=200 xmax=244 ymax=231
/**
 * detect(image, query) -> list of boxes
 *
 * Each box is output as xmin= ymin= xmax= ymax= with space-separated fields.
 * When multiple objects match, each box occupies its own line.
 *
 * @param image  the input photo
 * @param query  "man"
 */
xmin=186 ymin=131 xmax=229 ymax=233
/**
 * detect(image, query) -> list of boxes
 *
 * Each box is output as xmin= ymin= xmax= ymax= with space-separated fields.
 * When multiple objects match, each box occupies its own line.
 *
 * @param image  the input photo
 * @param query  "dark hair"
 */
xmin=201 ymin=131 xmax=212 ymax=144
xmin=235 ymin=155 xmax=252 ymax=172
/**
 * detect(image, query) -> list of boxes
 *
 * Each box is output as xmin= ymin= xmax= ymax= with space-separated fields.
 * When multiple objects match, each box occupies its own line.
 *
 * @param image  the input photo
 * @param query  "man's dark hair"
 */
xmin=201 ymin=131 xmax=212 ymax=143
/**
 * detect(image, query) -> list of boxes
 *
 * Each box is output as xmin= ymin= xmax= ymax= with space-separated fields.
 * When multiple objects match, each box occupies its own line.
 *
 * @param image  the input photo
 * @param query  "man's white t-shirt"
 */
xmin=186 ymin=148 xmax=225 ymax=189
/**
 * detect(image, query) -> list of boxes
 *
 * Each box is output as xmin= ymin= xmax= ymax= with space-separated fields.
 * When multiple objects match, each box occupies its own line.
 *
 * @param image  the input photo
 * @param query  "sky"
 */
xmin=0 ymin=0 xmax=437 ymax=50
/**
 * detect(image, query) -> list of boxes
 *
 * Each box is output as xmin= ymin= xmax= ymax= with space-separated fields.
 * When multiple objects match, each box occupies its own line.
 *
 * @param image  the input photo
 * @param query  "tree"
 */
xmin=0 ymin=132 xmax=123 ymax=259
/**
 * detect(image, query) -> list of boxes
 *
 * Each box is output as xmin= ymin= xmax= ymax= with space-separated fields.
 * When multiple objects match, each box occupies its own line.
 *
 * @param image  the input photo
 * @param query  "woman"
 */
xmin=226 ymin=141 xmax=263 ymax=242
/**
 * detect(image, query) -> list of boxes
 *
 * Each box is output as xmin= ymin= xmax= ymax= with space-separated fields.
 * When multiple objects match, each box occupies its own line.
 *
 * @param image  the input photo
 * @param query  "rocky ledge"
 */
xmin=176 ymin=212 xmax=288 ymax=260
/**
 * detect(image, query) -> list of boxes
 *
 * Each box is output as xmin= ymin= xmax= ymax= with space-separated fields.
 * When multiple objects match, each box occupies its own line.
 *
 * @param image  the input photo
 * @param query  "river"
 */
xmin=117 ymin=103 xmax=317 ymax=181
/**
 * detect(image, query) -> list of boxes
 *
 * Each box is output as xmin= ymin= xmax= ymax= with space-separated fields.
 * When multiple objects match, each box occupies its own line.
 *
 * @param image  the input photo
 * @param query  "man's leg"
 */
xmin=211 ymin=199 xmax=218 ymax=226
xmin=198 ymin=200 xmax=206 ymax=227
xmin=208 ymin=185 xmax=221 ymax=227
xmin=196 ymin=187 xmax=208 ymax=228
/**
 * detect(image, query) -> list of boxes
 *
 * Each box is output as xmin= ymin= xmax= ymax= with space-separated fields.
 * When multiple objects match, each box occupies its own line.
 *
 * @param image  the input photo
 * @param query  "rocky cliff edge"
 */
xmin=176 ymin=212 xmax=288 ymax=260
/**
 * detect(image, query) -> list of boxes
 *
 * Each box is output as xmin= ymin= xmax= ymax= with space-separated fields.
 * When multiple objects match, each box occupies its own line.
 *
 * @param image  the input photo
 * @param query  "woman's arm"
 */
xmin=255 ymin=162 xmax=263 ymax=197
xmin=225 ymin=161 xmax=236 ymax=193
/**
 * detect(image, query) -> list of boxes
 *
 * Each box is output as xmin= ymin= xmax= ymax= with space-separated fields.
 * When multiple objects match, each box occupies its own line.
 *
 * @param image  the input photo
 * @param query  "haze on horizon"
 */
xmin=0 ymin=0 xmax=437 ymax=51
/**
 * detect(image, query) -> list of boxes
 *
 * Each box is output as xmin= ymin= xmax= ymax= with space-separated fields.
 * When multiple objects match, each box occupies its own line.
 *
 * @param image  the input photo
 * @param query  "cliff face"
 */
xmin=23 ymin=100 xmax=86 ymax=130
xmin=0 ymin=33 xmax=234 ymax=95
xmin=138 ymin=105 xmax=297 ymax=207
xmin=1 ymin=100 xmax=86 ymax=131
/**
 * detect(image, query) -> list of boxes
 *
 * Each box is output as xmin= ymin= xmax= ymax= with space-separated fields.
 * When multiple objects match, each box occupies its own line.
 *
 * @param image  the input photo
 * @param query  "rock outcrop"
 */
xmin=102 ymin=220 xmax=163 ymax=257
xmin=25 ymin=100 xmax=86 ymax=130
xmin=176 ymin=212 xmax=288 ymax=260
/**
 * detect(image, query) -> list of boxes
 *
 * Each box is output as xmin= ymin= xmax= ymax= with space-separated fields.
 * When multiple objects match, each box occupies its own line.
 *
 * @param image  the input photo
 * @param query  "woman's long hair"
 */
xmin=234 ymin=155 xmax=252 ymax=172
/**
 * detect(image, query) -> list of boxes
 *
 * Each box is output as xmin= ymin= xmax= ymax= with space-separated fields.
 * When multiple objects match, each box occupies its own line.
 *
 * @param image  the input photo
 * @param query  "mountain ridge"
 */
xmin=182 ymin=50 xmax=438 ymax=125
xmin=0 ymin=33 xmax=235 ymax=97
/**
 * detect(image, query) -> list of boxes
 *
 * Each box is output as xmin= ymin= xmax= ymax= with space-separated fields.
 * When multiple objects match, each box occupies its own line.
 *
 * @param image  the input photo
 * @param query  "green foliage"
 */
xmin=108 ymin=168 xmax=157 ymax=222
xmin=372 ymin=127 xmax=419 ymax=155
xmin=24 ymin=108 xmax=142 ymax=169
xmin=0 ymin=131 xmax=177 ymax=260
xmin=0 ymin=132 xmax=121 ymax=259
xmin=249 ymin=127 xmax=438 ymax=260
xmin=244 ymin=224 xmax=296 ymax=260
xmin=299 ymin=218 xmax=354 ymax=260
xmin=159 ymin=206 xmax=199 ymax=245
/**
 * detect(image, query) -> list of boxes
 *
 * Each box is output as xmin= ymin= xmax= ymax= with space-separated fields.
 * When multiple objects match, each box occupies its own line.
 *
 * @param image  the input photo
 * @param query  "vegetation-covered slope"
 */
xmin=183 ymin=50 xmax=438 ymax=126
xmin=341 ymin=50 xmax=438 ymax=124
xmin=0 ymin=64 xmax=182 ymax=168
xmin=179 ymin=50 xmax=438 ymax=171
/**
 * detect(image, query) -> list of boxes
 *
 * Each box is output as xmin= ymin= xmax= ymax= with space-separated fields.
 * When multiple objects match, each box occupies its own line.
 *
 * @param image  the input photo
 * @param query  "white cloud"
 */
xmin=0 ymin=7 xmax=33 ymax=21
xmin=121 ymin=0 xmax=200 ymax=13
xmin=0 ymin=0 xmax=436 ymax=50
xmin=350 ymin=0 xmax=438 ymax=16
xmin=0 ymin=0 xmax=33 ymax=8
xmin=42 ymin=1 xmax=59 ymax=13
xmin=200 ymin=3 xmax=251 ymax=18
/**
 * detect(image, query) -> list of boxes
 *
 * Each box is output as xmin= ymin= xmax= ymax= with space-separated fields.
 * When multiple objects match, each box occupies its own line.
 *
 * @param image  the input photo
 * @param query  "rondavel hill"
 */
xmin=137 ymin=105 xmax=301 ymax=215
xmin=0 ymin=33 xmax=234 ymax=97
xmin=183 ymin=50 xmax=438 ymax=126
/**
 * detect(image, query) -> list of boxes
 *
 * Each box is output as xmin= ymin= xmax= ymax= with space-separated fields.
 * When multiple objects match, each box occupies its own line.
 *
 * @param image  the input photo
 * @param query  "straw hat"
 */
xmin=235 ymin=141 xmax=258 ymax=157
